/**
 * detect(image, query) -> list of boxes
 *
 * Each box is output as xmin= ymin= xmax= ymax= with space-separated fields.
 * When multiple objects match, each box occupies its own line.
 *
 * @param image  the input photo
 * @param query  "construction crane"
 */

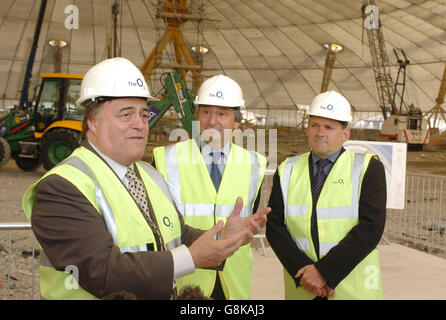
xmin=320 ymin=43 xmax=343 ymax=93
xmin=392 ymin=48 xmax=410 ymax=112
xmin=361 ymin=0 xmax=396 ymax=119
xmin=361 ymin=1 xmax=430 ymax=150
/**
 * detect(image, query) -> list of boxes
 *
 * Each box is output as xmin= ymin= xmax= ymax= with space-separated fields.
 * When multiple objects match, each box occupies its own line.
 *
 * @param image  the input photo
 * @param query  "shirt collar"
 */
xmin=311 ymin=149 xmax=342 ymax=167
xmin=88 ymin=140 xmax=130 ymax=182
xmin=195 ymin=136 xmax=231 ymax=158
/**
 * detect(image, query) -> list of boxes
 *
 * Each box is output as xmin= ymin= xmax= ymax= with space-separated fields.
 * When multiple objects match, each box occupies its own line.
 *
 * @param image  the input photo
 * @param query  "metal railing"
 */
xmin=385 ymin=172 xmax=446 ymax=254
xmin=0 ymin=223 xmax=39 ymax=300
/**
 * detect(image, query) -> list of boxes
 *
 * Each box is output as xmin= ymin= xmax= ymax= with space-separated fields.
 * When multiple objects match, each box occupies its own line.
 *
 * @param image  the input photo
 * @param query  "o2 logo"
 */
xmin=163 ymin=216 xmax=174 ymax=228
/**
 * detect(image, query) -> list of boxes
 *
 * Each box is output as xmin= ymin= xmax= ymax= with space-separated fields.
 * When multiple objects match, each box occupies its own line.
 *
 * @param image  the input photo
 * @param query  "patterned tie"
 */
xmin=311 ymin=158 xmax=330 ymax=201
xmin=125 ymin=167 xmax=164 ymax=250
xmin=311 ymin=158 xmax=330 ymax=261
xmin=210 ymin=151 xmax=222 ymax=191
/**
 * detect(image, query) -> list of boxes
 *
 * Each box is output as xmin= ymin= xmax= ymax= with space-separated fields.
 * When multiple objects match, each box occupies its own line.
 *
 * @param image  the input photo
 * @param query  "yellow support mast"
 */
xmin=140 ymin=0 xmax=203 ymax=91
xmin=321 ymin=43 xmax=343 ymax=93
xmin=424 ymin=63 xmax=446 ymax=131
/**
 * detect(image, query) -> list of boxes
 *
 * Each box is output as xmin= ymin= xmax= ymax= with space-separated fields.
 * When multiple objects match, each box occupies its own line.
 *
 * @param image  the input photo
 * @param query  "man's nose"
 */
xmin=315 ymin=126 xmax=326 ymax=136
xmin=208 ymin=111 xmax=218 ymax=126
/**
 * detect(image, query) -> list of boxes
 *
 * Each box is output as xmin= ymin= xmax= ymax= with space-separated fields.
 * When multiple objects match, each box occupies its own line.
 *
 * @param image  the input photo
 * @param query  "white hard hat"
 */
xmin=308 ymin=91 xmax=352 ymax=122
xmin=195 ymin=75 xmax=245 ymax=108
xmin=76 ymin=57 xmax=155 ymax=107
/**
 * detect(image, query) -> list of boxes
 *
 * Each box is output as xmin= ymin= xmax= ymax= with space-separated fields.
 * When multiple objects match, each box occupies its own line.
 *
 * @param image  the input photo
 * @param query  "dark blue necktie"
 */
xmin=210 ymin=151 xmax=222 ymax=191
xmin=312 ymin=158 xmax=330 ymax=201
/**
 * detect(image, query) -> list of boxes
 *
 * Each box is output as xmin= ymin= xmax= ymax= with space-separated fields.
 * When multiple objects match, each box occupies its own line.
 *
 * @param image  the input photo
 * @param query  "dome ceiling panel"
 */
xmin=0 ymin=0 xmax=443 ymax=117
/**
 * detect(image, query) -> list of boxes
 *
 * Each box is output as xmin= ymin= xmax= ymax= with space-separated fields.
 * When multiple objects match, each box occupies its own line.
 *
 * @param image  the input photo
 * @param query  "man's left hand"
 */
xmin=221 ymin=197 xmax=271 ymax=245
xmin=295 ymin=264 xmax=335 ymax=298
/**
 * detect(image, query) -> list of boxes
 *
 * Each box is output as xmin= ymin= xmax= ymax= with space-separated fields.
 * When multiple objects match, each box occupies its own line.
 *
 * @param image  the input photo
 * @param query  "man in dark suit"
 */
xmin=266 ymin=91 xmax=386 ymax=300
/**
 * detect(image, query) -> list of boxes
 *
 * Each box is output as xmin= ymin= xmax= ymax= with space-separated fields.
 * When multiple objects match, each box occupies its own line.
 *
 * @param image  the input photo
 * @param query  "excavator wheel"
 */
xmin=15 ymin=157 xmax=41 ymax=172
xmin=0 ymin=136 xmax=11 ymax=168
xmin=41 ymin=128 xmax=80 ymax=171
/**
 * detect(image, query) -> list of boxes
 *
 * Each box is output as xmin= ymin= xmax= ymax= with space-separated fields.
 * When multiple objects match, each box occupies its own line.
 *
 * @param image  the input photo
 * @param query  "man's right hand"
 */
xmin=188 ymin=220 xmax=246 ymax=269
xmin=295 ymin=264 xmax=335 ymax=298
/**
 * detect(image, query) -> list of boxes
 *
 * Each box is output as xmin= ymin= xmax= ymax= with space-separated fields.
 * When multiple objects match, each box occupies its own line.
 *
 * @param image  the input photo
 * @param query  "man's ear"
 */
xmin=86 ymin=117 xmax=98 ymax=135
xmin=343 ymin=127 xmax=351 ymax=142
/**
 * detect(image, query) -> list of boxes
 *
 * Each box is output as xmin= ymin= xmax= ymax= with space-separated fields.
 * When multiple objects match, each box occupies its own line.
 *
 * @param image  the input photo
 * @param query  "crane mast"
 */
xmin=361 ymin=0 xmax=396 ymax=119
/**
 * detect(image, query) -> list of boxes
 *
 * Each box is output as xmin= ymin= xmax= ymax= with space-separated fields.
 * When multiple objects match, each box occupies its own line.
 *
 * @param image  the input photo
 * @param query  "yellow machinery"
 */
xmin=0 ymin=73 xmax=84 ymax=171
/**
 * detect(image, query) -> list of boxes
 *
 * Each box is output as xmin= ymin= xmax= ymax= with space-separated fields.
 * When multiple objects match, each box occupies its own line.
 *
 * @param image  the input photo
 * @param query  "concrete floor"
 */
xmin=251 ymin=243 xmax=446 ymax=300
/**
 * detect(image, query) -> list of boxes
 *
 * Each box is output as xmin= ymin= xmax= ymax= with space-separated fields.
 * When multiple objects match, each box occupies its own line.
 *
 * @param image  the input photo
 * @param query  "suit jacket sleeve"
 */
xmin=314 ymin=157 xmax=387 ymax=288
xmin=31 ymin=174 xmax=201 ymax=300
xmin=266 ymin=170 xmax=314 ymax=286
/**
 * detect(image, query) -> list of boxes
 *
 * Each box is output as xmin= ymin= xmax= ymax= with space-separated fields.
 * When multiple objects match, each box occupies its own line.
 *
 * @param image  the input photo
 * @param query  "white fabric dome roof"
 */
xmin=0 ymin=0 xmax=444 ymax=124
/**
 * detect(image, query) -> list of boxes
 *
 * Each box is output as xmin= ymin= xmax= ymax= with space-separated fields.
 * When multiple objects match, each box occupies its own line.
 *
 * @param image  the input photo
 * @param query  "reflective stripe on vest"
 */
xmin=23 ymin=147 xmax=183 ymax=299
xmin=154 ymin=139 xmax=266 ymax=300
xmin=279 ymin=151 xmax=382 ymax=299
xmin=164 ymin=143 xmax=262 ymax=218
xmin=281 ymin=153 xmax=365 ymax=256
xmin=62 ymin=156 xmax=181 ymax=253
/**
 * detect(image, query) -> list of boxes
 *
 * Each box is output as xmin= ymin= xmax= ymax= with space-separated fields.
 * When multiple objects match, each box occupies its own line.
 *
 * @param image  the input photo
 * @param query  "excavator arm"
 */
xmin=147 ymin=69 xmax=196 ymax=135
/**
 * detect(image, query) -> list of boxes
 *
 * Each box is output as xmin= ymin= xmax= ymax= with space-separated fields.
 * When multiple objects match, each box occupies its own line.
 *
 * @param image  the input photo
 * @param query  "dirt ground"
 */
xmin=406 ymin=151 xmax=446 ymax=175
xmin=0 ymin=148 xmax=445 ymax=299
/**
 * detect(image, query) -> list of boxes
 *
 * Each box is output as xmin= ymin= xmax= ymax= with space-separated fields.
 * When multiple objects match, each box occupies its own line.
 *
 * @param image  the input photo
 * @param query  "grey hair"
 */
xmin=195 ymin=106 xmax=243 ymax=123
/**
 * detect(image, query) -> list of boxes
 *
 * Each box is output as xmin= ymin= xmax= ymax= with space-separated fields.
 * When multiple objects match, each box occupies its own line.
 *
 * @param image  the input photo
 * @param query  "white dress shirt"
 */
xmin=199 ymin=138 xmax=231 ymax=176
xmin=88 ymin=141 xmax=195 ymax=280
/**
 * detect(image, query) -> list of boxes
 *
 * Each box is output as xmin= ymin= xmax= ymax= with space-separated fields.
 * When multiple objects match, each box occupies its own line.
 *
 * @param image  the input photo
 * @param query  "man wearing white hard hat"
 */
xmin=22 ymin=58 xmax=270 ymax=299
xmin=266 ymin=91 xmax=386 ymax=300
xmin=153 ymin=75 xmax=267 ymax=300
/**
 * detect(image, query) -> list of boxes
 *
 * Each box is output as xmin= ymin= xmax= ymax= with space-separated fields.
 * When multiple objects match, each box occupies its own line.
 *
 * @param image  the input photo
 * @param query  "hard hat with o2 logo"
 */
xmin=76 ymin=57 xmax=155 ymax=107
xmin=308 ymin=91 xmax=352 ymax=123
xmin=194 ymin=74 xmax=245 ymax=108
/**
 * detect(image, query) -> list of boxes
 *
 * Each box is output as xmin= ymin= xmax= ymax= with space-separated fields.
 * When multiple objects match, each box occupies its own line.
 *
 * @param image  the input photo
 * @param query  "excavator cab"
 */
xmin=33 ymin=74 xmax=83 ymax=132
xmin=0 ymin=73 xmax=84 ymax=171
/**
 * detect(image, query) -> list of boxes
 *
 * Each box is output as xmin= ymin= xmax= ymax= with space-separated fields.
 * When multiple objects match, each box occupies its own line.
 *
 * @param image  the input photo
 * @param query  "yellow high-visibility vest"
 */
xmin=153 ymin=139 xmax=266 ymax=299
xmin=278 ymin=150 xmax=382 ymax=300
xmin=23 ymin=147 xmax=182 ymax=299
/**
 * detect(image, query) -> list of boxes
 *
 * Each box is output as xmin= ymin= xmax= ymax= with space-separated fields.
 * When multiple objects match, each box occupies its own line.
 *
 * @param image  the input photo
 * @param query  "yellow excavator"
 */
xmin=0 ymin=73 xmax=83 ymax=171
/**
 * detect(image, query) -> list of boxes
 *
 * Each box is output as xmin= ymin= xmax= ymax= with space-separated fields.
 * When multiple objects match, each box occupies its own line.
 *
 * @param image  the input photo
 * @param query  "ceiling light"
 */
xmin=324 ymin=43 xmax=343 ymax=52
xmin=191 ymin=45 xmax=209 ymax=54
xmin=48 ymin=40 xmax=68 ymax=48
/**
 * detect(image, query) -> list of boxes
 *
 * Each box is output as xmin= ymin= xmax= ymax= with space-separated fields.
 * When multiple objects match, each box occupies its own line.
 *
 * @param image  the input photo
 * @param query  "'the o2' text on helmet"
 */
xmin=308 ymin=91 xmax=352 ymax=123
xmin=194 ymin=75 xmax=245 ymax=108
xmin=76 ymin=57 xmax=155 ymax=107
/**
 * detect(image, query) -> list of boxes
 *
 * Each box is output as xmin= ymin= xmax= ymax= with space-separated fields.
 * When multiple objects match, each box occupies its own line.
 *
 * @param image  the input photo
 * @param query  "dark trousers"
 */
xmin=210 ymin=272 xmax=226 ymax=300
